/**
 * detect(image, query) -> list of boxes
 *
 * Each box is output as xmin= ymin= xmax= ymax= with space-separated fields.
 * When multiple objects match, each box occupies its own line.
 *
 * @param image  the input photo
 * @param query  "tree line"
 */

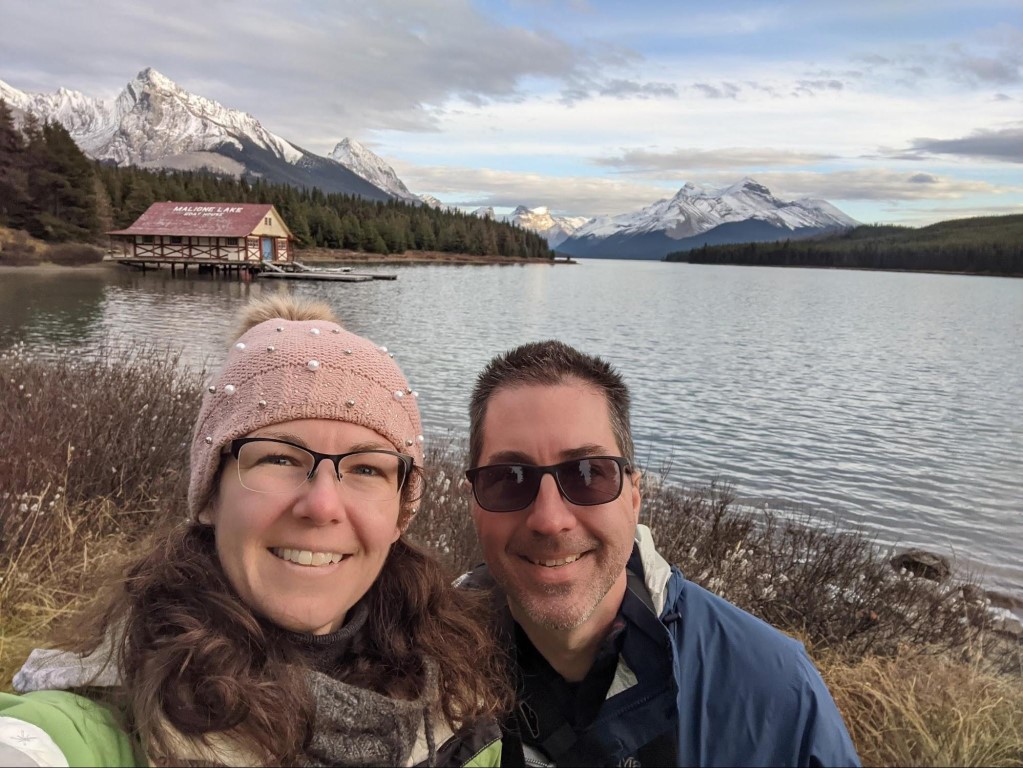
xmin=665 ymin=217 xmax=1023 ymax=276
xmin=0 ymin=100 xmax=554 ymax=259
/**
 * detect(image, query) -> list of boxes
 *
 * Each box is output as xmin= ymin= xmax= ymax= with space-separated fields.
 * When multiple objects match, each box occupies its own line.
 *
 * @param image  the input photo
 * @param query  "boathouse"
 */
xmin=108 ymin=203 xmax=295 ymax=266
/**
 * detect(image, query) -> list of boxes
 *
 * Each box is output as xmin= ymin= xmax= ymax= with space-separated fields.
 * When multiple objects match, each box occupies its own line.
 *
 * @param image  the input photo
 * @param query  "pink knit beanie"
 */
xmin=188 ymin=311 xmax=424 ymax=527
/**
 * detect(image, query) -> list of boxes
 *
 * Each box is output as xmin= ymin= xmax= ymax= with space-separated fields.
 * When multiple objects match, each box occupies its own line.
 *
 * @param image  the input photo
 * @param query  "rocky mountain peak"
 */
xmin=328 ymin=137 xmax=418 ymax=202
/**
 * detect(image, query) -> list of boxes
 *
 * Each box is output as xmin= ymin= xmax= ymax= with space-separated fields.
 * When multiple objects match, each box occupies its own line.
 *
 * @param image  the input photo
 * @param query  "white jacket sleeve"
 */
xmin=0 ymin=716 xmax=69 ymax=767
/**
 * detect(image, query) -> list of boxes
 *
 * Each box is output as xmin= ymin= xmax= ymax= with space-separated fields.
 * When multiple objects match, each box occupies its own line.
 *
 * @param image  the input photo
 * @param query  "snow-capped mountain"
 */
xmin=1 ymin=68 xmax=390 ymax=200
xmin=507 ymin=205 xmax=590 ymax=247
xmin=558 ymin=178 xmax=858 ymax=260
xmin=465 ymin=204 xmax=587 ymax=246
xmin=419 ymin=193 xmax=460 ymax=211
xmin=0 ymin=82 xmax=114 ymax=152
xmin=329 ymin=138 xmax=420 ymax=203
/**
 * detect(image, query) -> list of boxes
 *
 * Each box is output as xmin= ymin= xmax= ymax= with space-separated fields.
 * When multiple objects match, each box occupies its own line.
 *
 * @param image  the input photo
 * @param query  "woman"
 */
xmin=0 ymin=295 xmax=510 ymax=766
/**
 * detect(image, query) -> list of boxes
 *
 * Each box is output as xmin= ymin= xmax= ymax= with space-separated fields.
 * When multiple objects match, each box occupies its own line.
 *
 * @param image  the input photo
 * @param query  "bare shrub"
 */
xmin=406 ymin=438 xmax=482 ymax=574
xmin=0 ymin=343 xmax=204 ymax=564
xmin=641 ymin=477 xmax=1011 ymax=667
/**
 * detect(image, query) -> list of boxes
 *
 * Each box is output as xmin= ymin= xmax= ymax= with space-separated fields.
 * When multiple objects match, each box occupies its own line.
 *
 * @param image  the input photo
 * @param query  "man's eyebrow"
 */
xmin=483 ymin=444 xmax=612 ymax=465
xmin=486 ymin=450 xmax=535 ymax=465
xmin=560 ymin=444 xmax=613 ymax=460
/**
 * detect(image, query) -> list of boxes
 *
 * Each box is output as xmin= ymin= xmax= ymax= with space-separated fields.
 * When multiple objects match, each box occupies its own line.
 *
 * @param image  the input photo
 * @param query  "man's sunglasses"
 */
xmin=465 ymin=456 xmax=632 ymax=513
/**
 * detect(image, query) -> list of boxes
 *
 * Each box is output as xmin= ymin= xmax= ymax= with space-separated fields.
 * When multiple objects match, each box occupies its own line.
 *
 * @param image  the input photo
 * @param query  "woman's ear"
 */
xmin=198 ymin=481 xmax=220 ymax=525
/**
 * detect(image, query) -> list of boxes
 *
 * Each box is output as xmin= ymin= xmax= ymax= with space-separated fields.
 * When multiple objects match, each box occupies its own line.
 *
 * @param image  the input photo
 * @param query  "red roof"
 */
xmin=109 ymin=203 xmax=283 ymax=237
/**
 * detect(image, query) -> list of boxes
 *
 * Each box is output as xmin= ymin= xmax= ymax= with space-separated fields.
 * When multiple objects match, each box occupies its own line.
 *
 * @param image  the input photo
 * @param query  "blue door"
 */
xmin=261 ymin=237 xmax=274 ymax=262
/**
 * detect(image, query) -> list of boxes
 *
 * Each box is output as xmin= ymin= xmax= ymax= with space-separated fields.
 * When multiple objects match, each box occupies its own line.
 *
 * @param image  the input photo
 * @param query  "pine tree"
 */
xmin=0 ymin=99 xmax=31 ymax=230
xmin=33 ymin=121 xmax=98 ymax=240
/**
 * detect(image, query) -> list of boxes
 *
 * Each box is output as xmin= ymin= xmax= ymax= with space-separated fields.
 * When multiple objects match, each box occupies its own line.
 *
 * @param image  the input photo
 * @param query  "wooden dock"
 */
xmin=113 ymin=258 xmax=397 ymax=282
xmin=257 ymin=262 xmax=397 ymax=281
xmin=257 ymin=271 xmax=374 ymax=282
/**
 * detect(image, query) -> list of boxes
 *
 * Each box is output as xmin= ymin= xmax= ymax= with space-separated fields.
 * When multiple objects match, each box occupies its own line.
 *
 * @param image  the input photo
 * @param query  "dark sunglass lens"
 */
xmin=557 ymin=458 xmax=622 ymax=505
xmin=475 ymin=464 xmax=539 ymax=512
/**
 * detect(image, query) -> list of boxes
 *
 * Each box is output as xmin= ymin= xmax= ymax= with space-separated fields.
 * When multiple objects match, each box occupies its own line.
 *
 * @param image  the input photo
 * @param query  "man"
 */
xmin=460 ymin=340 xmax=860 ymax=767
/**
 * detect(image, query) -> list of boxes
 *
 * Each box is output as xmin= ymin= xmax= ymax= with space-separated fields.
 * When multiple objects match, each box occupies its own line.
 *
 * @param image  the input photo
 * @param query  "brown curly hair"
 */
xmin=68 ymin=519 xmax=511 ymax=764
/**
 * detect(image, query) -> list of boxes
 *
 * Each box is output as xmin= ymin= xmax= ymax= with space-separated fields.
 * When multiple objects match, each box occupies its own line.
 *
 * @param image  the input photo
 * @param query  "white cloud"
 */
xmin=741 ymin=169 xmax=1017 ymax=202
xmin=398 ymin=164 xmax=1020 ymax=220
xmin=2 ymin=0 xmax=1020 ymax=225
xmin=398 ymin=164 xmax=673 ymax=216
xmin=592 ymin=147 xmax=838 ymax=173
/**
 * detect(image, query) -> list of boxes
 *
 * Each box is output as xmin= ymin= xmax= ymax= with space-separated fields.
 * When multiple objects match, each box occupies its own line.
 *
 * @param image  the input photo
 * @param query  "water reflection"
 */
xmin=0 ymin=269 xmax=109 ymax=346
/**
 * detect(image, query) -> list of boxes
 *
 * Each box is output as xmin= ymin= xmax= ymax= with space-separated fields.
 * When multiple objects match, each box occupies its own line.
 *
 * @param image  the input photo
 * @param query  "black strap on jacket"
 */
xmin=500 ymin=569 xmax=675 ymax=767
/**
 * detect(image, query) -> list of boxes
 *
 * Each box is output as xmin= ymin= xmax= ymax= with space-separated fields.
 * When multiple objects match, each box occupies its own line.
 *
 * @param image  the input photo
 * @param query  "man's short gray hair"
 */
xmin=468 ymin=340 xmax=634 ymax=468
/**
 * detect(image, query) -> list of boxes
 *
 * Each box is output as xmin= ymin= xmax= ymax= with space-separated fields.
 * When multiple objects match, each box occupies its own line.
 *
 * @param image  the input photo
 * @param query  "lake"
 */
xmin=2 ymin=260 xmax=1021 ymax=598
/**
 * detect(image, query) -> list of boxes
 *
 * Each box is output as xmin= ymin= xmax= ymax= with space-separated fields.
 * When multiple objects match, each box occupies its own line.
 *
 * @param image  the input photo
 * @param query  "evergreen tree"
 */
xmin=33 ymin=121 xmax=97 ymax=240
xmin=121 ymin=176 xmax=156 ymax=225
xmin=0 ymin=100 xmax=31 ymax=230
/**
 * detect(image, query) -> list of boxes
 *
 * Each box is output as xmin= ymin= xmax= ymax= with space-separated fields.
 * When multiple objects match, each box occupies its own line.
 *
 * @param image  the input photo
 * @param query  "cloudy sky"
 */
xmin=3 ymin=0 xmax=1022 ymax=224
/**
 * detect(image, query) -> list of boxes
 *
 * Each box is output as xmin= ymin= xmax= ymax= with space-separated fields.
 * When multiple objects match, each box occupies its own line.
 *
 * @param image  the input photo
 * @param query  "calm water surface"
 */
xmin=2 ymin=260 xmax=1021 ymax=596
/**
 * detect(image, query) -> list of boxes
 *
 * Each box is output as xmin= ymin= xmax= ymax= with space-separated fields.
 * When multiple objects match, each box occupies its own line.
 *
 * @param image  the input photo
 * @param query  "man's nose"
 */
xmin=524 ymin=473 xmax=577 ymax=535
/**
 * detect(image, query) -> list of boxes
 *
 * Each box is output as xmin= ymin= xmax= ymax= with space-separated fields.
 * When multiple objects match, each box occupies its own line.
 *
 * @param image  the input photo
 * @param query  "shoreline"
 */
xmin=0 ymin=261 xmax=123 ymax=274
xmin=0 ymin=249 xmax=575 ymax=273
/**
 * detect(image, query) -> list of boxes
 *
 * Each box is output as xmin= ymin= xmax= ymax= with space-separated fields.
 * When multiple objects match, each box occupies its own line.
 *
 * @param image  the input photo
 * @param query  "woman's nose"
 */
xmin=293 ymin=460 xmax=346 ymax=524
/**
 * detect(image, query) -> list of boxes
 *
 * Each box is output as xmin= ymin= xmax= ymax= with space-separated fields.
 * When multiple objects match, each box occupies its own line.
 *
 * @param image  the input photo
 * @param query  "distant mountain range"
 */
xmin=556 ymin=178 xmax=859 ymax=260
xmin=1 ymin=68 xmax=858 ymax=258
xmin=473 ymin=205 xmax=589 ymax=247
xmin=0 ymin=68 xmax=391 ymax=200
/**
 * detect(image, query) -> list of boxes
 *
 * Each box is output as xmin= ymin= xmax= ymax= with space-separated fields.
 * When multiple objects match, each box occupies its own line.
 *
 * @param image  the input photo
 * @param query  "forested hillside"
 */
xmin=0 ymin=100 xmax=553 ymax=259
xmin=665 ymin=216 xmax=1023 ymax=276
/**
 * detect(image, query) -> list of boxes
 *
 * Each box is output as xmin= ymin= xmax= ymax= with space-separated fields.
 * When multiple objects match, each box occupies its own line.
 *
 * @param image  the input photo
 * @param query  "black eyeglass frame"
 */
xmin=464 ymin=455 xmax=633 ymax=513
xmin=229 ymin=437 xmax=414 ymax=495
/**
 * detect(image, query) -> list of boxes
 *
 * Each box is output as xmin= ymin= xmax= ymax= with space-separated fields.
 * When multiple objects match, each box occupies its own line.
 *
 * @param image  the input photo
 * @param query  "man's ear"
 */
xmin=629 ymin=469 xmax=642 ymax=524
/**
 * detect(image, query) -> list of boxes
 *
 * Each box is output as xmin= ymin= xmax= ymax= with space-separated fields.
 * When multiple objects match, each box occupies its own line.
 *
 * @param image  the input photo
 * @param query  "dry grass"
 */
xmin=821 ymin=651 xmax=1023 ymax=766
xmin=0 ymin=228 xmax=104 ymax=266
xmin=0 ymin=228 xmax=45 ymax=265
xmin=2 ymin=346 xmax=1022 ymax=765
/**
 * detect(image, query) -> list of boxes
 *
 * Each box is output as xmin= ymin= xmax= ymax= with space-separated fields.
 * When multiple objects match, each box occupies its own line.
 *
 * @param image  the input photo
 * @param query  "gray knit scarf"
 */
xmin=304 ymin=659 xmax=439 ymax=767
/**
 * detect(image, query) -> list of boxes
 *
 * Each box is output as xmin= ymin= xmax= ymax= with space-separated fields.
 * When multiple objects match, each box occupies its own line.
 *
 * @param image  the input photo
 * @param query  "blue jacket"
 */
xmin=468 ymin=525 xmax=860 ymax=767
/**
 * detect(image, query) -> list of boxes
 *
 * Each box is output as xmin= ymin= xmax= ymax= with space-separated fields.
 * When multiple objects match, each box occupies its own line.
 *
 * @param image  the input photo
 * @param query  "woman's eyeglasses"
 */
xmin=465 ymin=456 xmax=632 ymax=513
xmin=230 ymin=437 xmax=412 ymax=501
